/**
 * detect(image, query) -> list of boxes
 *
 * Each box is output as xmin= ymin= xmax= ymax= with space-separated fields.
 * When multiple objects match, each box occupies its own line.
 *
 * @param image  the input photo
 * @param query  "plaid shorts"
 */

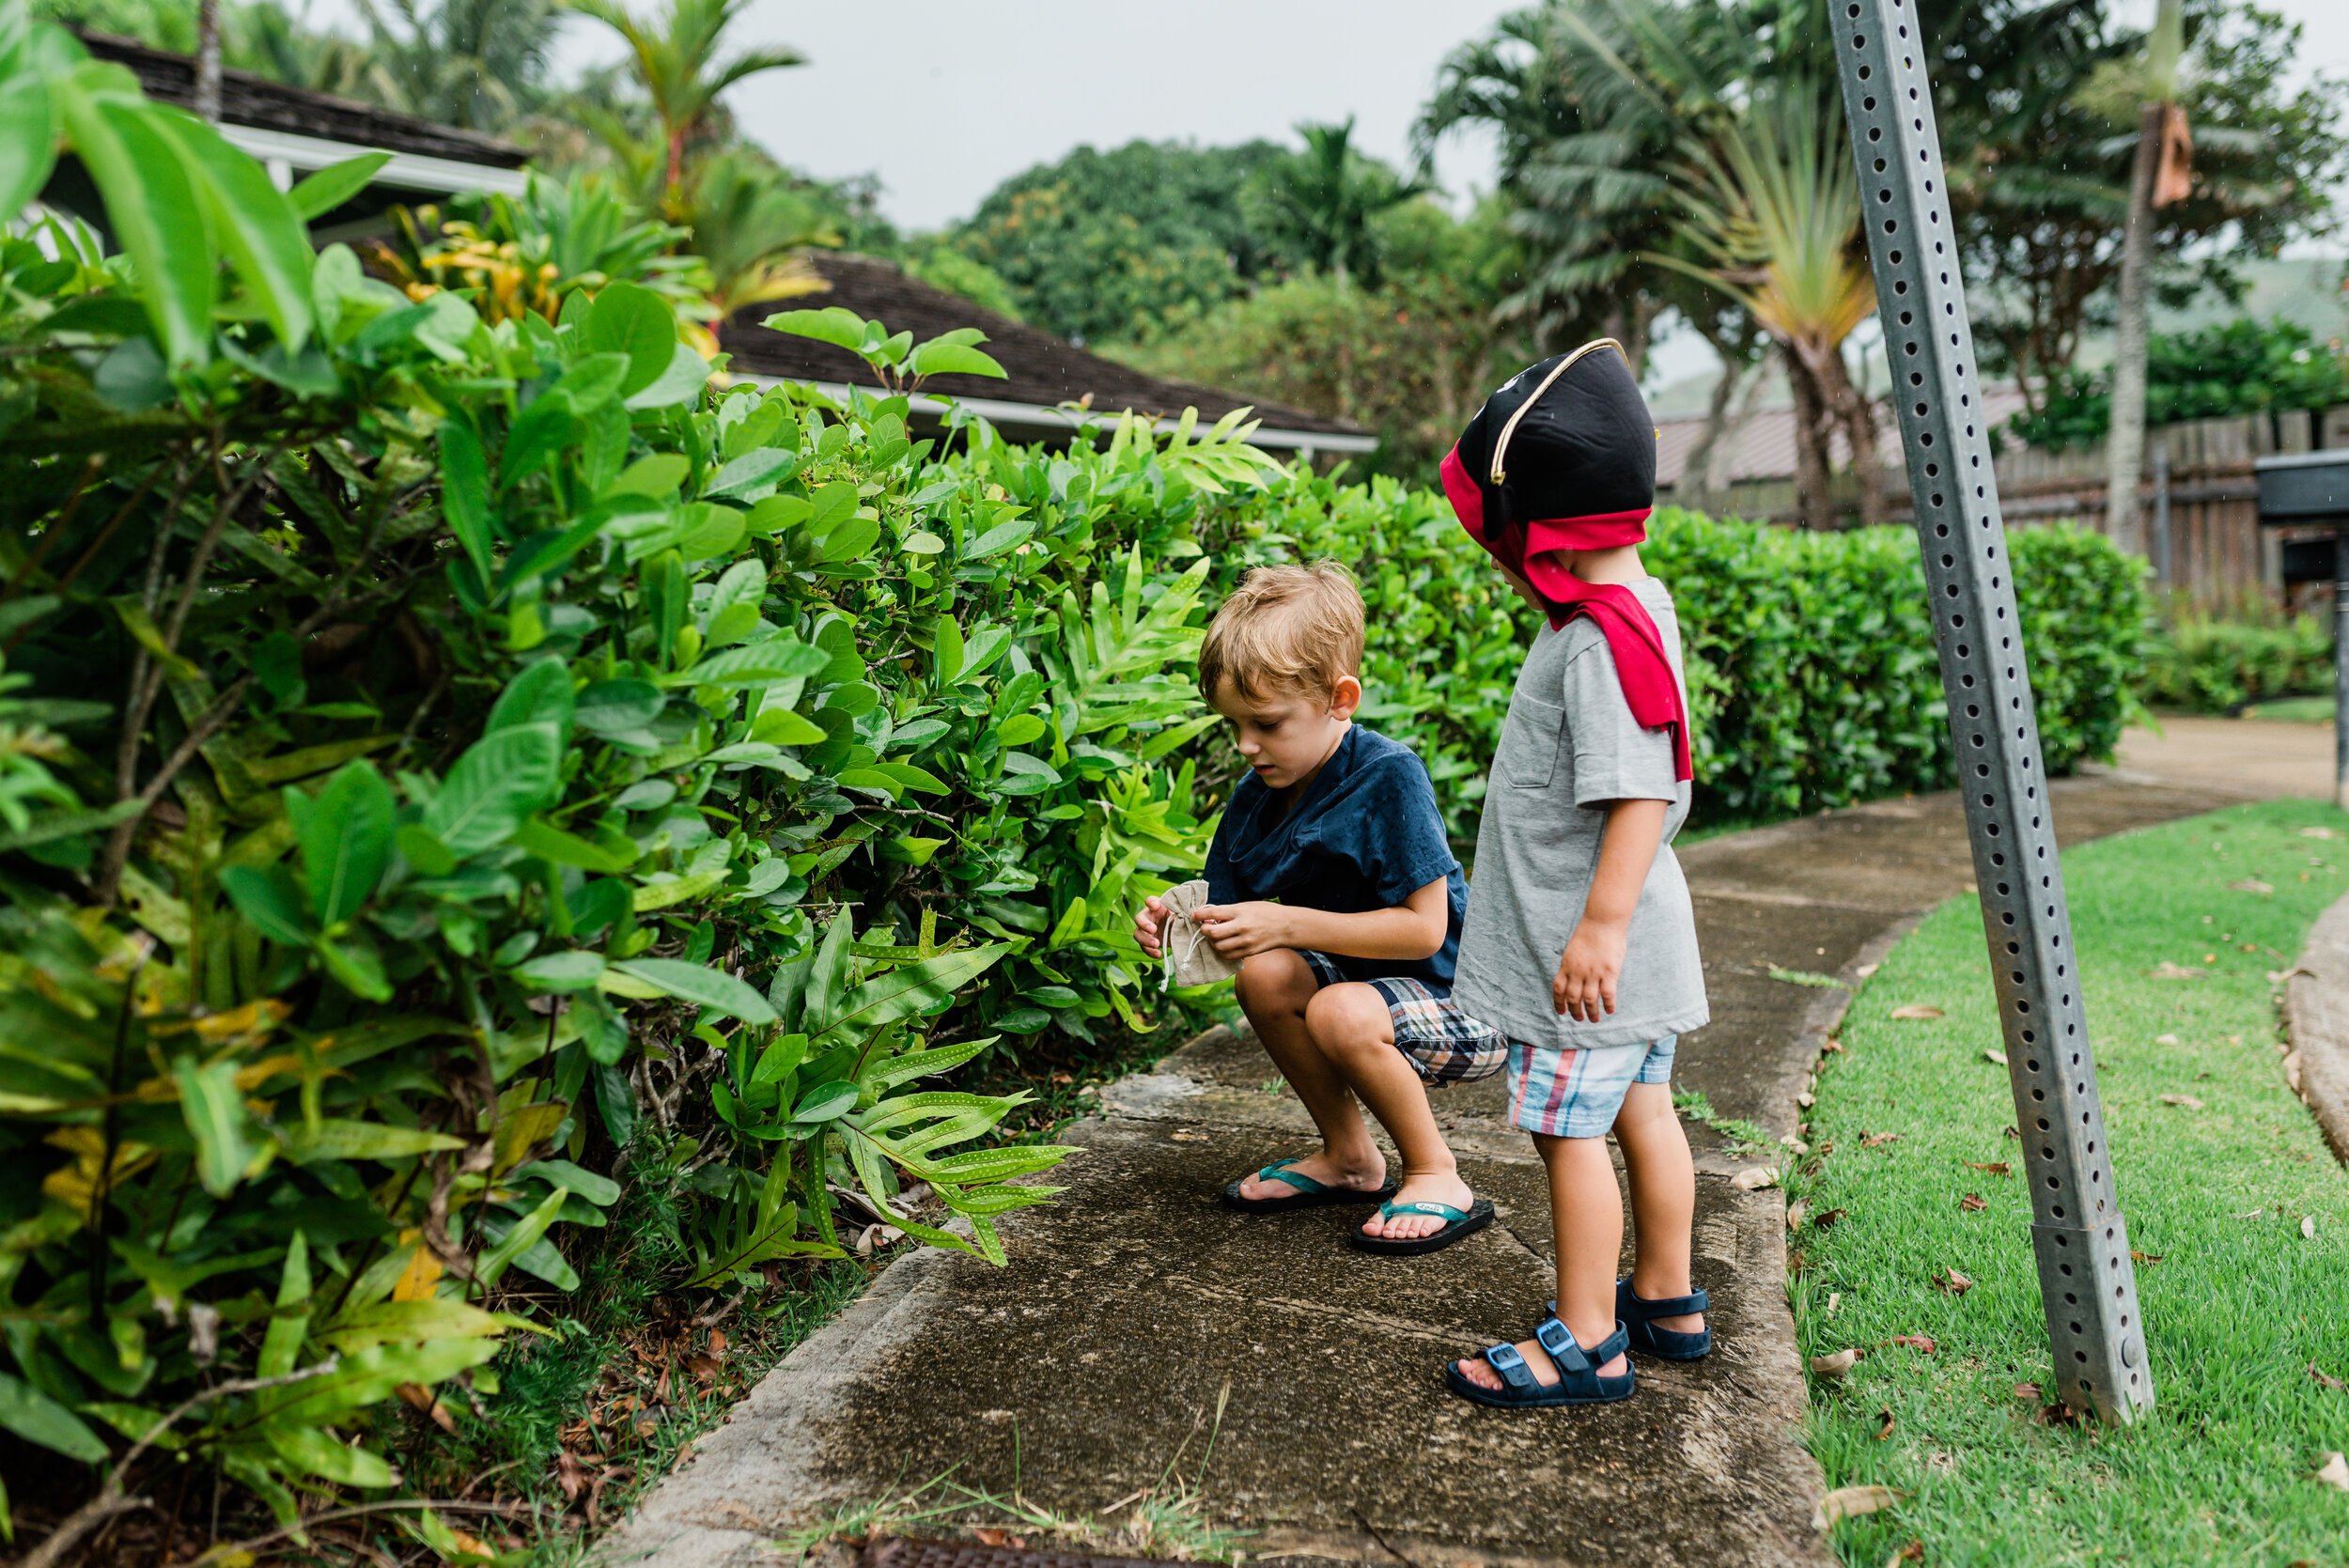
xmin=1298 ymin=950 xmax=1509 ymax=1085
xmin=1506 ymin=1034 xmax=1678 ymax=1138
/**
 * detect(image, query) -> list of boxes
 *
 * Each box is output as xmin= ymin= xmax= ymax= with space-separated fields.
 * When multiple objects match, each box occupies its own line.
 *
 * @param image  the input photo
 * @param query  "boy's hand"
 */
xmin=1192 ymin=901 xmax=1292 ymax=959
xmin=1554 ymin=918 xmax=1629 ymax=1022
xmin=1133 ymin=895 xmax=1172 ymax=959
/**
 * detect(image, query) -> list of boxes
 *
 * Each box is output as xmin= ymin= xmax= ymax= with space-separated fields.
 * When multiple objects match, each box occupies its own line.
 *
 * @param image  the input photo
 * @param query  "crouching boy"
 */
xmin=1133 ymin=563 xmax=1505 ymax=1254
xmin=1437 ymin=341 xmax=1712 ymax=1405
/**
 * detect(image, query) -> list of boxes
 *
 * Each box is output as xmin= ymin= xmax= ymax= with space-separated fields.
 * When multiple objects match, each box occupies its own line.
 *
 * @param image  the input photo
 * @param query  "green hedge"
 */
xmin=2141 ymin=608 xmax=2332 ymax=712
xmin=1246 ymin=495 xmax=2148 ymax=833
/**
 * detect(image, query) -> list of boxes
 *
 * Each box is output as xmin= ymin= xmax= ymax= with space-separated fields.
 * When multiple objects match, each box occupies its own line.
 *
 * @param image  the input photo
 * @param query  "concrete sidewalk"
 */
xmin=604 ymin=773 xmax=2234 ymax=1568
xmin=2111 ymin=714 xmax=2334 ymax=802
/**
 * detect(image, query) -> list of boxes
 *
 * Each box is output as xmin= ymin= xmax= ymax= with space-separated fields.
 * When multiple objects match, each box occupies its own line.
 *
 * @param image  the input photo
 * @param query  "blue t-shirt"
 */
xmin=1203 ymin=725 xmax=1467 ymax=989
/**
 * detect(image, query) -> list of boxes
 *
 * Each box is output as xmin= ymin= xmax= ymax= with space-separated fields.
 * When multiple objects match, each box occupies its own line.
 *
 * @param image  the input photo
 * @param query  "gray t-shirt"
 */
xmin=1454 ymin=577 xmax=1710 ymax=1052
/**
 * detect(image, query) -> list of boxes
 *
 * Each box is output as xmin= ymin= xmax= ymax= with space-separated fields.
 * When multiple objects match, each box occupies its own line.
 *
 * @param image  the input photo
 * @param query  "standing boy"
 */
xmin=1438 ymin=342 xmax=1713 ymax=1405
xmin=1132 ymin=564 xmax=1507 ymax=1254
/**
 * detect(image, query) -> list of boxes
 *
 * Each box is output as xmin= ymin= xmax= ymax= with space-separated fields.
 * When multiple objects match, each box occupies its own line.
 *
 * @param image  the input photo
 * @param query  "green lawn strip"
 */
xmin=1790 ymin=799 xmax=2349 ymax=1566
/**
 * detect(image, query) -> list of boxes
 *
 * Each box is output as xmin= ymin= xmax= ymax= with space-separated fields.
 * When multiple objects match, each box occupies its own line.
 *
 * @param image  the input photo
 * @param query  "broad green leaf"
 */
xmin=749 ymin=707 xmax=826 ymax=745
xmin=252 ymin=1337 xmax=496 ymax=1426
xmin=179 ymin=1057 xmax=257 ymax=1197
xmin=439 ymin=419 xmax=493 ymax=581
xmin=1047 ymin=895 xmax=1089 ymax=949
xmin=789 ymin=1079 xmax=859 ymax=1124
xmin=315 ymin=1296 xmax=516 ymax=1354
xmin=286 ymin=151 xmax=389 ymax=219
xmin=677 ymin=637 xmax=830 ymax=688
xmin=607 ymin=958 xmax=779 ymax=1024
xmin=583 ymin=279 xmax=677 ymax=396
xmin=573 ymin=678 xmax=665 ymax=736
xmin=704 ymin=446 xmax=800 ymax=499
xmin=301 ymin=759 xmax=394 ymax=925
xmin=0 ymin=41 xmax=58 ymax=218
xmin=515 ymin=949 xmax=605 ymax=991
xmin=760 ymin=305 xmax=869 ymax=352
xmin=148 ymin=106 xmax=314 ymax=351
xmin=0 ymin=1371 xmax=106 ymax=1464
xmin=626 ymin=342 xmax=714 ymax=410
xmin=281 ymin=1119 xmax=465 ymax=1164
xmin=907 ymin=340 xmax=1006 ymax=380
xmin=395 ymin=824 xmax=457 ymax=877
xmin=607 ymin=452 xmax=691 ymax=498
xmin=264 ymin=1422 xmax=394 ymax=1487
xmin=800 ymin=910 xmax=856 ymax=1038
xmin=514 ymin=1158 xmax=621 ymax=1207
xmin=59 ymin=69 xmax=212 ymax=365
xmin=423 ymin=722 xmax=560 ymax=854
xmin=807 ymin=480 xmax=859 ymax=534
xmin=259 ymin=1232 xmax=312 ymax=1378
xmin=487 ymin=660 xmax=574 ymax=751
xmin=220 ymin=863 xmax=310 ymax=945
xmin=476 ymin=1185 xmax=568 ymax=1287
xmin=933 ymin=615 xmax=966 ymax=683
xmin=515 ymin=816 xmax=636 ymax=873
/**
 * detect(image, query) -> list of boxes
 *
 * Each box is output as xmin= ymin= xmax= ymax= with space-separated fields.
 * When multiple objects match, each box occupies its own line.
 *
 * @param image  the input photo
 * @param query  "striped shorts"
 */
xmin=1506 ymin=1034 xmax=1679 ymax=1138
xmin=1298 ymin=950 xmax=1508 ymax=1085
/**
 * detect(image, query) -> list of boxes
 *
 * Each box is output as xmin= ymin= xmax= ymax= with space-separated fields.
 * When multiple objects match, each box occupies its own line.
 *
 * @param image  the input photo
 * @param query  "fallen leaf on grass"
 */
xmin=2309 ymin=1361 xmax=2346 ymax=1391
xmin=556 ymin=1448 xmax=586 ymax=1502
xmin=2316 ymin=1452 xmax=2349 ymax=1493
xmin=1890 ymin=1004 xmax=1944 ymax=1020
xmin=1875 ymin=1406 xmax=1897 ymax=1440
xmin=1890 ymin=1335 xmax=1937 ymax=1354
xmin=1828 ymin=1291 xmax=1842 ymax=1314
xmin=972 ymin=1529 xmax=1030 ymax=1548
xmin=2159 ymin=1093 xmax=2205 ymax=1110
xmin=1731 ymin=1166 xmax=1780 ymax=1191
xmin=1811 ymin=1348 xmax=1859 ymax=1377
xmin=2269 ymin=968 xmax=2313 ymax=984
xmin=684 ymin=1354 xmax=723 ymax=1385
xmin=1886 ymin=1542 xmax=1924 ymax=1566
xmin=1813 ymin=1484 xmax=1904 ymax=1530
xmin=1968 ymin=1160 xmax=2012 ymax=1175
xmin=396 ymin=1379 xmax=458 ymax=1435
xmin=1821 ymin=1036 xmax=1846 ymax=1053
xmin=1769 ymin=965 xmax=1847 ymax=988
xmin=2013 ymin=1381 xmax=2041 ymax=1400
xmin=2305 ymin=1216 xmax=2319 ymax=1240
xmin=1933 ymin=1268 xmax=1975 ymax=1296
xmin=1961 ymin=1192 xmax=1987 ymax=1212
xmin=1856 ymin=963 xmax=1880 ymax=979
xmin=2148 ymin=962 xmax=2204 ymax=980
xmin=2229 ymin=878 xmax=2275 ymax=895
xmin=1983 ymin=1048 xmax=2008 ymax=1065
xmin=1813 ymin=1207 xmax=1848 ymax=1229
xmin=2303 ymin=826 xmax=2341 ymax=840
xmin=2131 ymin=1250 xmax=2165 ymax=1265
xmin=1786 ymin=1199 xmax=1810 ymax=1229
xmin=1862 ymin=1131 xmax=1903 ymax=1148
xmin=1797 ymin=1091 xmax=1817 ymax=1108
xmin=2155 ymin=1032 xmax=2181 ymax=1045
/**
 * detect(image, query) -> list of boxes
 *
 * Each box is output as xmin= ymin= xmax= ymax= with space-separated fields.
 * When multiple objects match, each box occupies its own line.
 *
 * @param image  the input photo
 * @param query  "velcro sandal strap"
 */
xmin=1532 ymin=1317 xmax=1590 ymax=1377
xmin=1484 ymin=1343 xmax=1538 ymax=1391
xmin=1594 ymin=1320 xmax=1632 ymax=1364
xmin=1626 ymin=1284 xmax=1709 ymax=1318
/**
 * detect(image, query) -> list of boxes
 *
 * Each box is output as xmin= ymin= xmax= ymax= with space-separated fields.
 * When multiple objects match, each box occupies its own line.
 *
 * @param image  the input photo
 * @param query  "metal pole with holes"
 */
xmin=1831 ymin=0 xmax=2155 ymax=1423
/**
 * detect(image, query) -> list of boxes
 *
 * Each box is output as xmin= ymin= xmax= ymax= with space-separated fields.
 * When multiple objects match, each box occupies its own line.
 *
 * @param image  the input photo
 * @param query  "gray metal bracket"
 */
xmin=1831 ymin=0 xmax=2155 ymax=1422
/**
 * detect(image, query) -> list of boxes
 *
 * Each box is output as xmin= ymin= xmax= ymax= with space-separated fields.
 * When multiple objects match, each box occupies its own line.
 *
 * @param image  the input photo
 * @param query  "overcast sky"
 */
xmin=552 ymin=0 xmax=2349 ymax=235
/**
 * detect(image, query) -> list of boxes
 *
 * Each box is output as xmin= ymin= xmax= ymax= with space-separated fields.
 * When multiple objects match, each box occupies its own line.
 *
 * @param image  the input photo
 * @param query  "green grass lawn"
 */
xmin=1792 ymin=798 xmax=2349 ymax=1566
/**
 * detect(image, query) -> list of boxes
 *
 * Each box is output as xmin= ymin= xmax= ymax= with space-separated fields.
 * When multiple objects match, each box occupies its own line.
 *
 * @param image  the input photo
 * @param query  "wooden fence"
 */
xmin=1691 ymin=404 xmax=2349 ymax=611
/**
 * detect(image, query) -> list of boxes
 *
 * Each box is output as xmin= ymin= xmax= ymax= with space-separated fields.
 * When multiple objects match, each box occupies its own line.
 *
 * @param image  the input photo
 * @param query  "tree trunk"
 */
xmin=194 ymin=0 xmax=223 ymax=122
xmin=1813 ymin=341 xmax=1889 ymax=527
xmin=2105 ymin=100 xmax=2164 ymax=557
xmin=1677 ymin=357 xmax=1748 ymax=516
xmin=1783 ymin=346 xmax=1837 ymax=532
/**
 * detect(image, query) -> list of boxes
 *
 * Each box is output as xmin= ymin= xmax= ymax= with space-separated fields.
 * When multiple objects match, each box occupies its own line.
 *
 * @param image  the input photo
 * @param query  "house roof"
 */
xmin=1655 ymin=383 xmax=2030 ymax=486
xmin=76 ymin=30 xmax=530 ymax=198
xmin=718 ymin=253 xmax=1376 ymax=453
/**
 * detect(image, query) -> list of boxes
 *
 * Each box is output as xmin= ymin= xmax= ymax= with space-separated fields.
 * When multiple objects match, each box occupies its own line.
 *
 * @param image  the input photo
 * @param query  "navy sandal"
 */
xmin=1221 ymin=1158 xmax=1399 ymax=1215
xmin=1347 ymin=1195 xmax=1494 ymax=1256
xmin=1445 ymin=1316 xmax=1634 ymax=1407
xmin=1616 ymin=1279 xmax=1712 ymax=1359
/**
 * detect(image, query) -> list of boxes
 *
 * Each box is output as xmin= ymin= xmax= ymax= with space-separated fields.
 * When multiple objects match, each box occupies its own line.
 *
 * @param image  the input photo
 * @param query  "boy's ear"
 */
xmin=1329 ymin=675 xmax=1363 ymax=722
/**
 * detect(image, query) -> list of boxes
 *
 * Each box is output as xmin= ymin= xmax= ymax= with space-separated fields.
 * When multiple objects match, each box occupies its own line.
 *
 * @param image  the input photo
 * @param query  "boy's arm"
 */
xmin=1555 ymin=798 xmax=1668 ymax=1021
xmin=1194 ymin=877 xmax=1450 ymax=963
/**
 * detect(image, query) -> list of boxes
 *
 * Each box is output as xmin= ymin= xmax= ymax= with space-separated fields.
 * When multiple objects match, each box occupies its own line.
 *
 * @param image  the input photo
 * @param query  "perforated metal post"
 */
xmin=1833 ymin=0 xmax=2155 ymax=1423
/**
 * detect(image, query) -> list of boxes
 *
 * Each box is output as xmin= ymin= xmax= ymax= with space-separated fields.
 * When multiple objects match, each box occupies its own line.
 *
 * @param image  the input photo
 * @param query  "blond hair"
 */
xmin=1197 ymin=562 xmax=1366 ymax=704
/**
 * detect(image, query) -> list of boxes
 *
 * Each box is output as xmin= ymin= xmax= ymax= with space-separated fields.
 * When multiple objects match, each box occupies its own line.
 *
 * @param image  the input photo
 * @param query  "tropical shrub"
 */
xmin=2006 ymin=317 xmax=2349 ymax=452
xmin=2141 ymin=604 xmax=2333 ymax=711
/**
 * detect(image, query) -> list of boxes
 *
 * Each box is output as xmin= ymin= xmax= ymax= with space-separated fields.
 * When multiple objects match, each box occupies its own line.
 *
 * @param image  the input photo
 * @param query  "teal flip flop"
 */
xmin=1221 ymin=1157 xmax=1399 ymax=1215
xmin=1348 ymin=1194 xmax=1495 ymax=1256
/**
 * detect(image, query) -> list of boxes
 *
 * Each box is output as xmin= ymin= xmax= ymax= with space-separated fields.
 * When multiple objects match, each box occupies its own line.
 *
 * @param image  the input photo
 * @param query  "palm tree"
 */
xmin=1653 ymin=82 xmax=1884 ymax=530
xmin=2098 ymin=0 xmax=2188 ymax=558
xmin=355 ymin=0 xmax=562 ymax=132
xmin=568 ymin=0 xmax=804 ymax=222
xmin=1247 ymin=118 xmax=1423 ymax=290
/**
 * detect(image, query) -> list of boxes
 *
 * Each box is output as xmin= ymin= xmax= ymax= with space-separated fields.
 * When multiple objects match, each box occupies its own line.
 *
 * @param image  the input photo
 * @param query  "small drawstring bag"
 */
xmin=1159 ymin=879 xmax=1238 ymax=990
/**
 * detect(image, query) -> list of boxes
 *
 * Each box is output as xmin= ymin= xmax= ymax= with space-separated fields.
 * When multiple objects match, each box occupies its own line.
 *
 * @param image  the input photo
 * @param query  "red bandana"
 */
xmin=1440 ymin=343 xmax=1692 ymax=783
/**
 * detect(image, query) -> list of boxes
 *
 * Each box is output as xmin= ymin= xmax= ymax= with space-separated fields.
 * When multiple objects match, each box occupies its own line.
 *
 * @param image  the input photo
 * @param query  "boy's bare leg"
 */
xmin=1614 ymin=1081 xmax=1704 ymax=1333
xmin=1454 ymin=1131 xmax=1628 ymax=1389
xmin=1297 ymin=983 xmax=1473 ymax=1241
xmin=1232 ymin=951 xmax=1390 ymax=1201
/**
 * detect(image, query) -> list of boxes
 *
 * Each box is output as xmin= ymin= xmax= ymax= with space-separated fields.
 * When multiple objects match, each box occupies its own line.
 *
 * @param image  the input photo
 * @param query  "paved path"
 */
xmin=606 ymin=774 xmax=2238 ymax=1568
xmin=2112 ymin=714 xmax=2333 ymax=801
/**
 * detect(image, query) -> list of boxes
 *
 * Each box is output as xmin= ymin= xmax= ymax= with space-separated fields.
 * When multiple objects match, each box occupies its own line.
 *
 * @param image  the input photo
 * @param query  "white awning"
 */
xmin=219 ymin=123 xmax=531 ymax=200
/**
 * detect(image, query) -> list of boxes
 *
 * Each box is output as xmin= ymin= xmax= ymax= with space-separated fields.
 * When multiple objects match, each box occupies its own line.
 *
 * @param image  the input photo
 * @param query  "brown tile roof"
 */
xmin=718 ymin=252 xmax=1368 ymax=440
xmin=77 ymin=30 xmax=528 ymax=169
xmin=1655 ymin=383 xmax=2030 ymax=486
